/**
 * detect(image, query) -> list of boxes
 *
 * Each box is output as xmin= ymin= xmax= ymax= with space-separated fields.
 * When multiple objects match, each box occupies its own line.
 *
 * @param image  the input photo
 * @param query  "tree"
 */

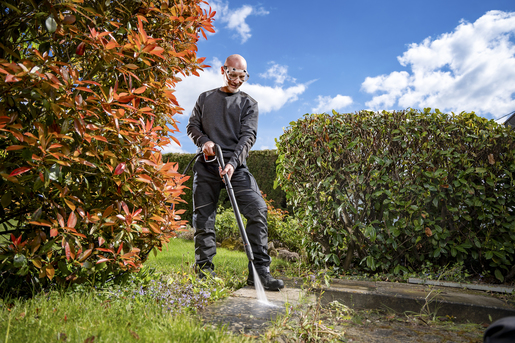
xmin=0 ymin=0 xmax=215 ymax=287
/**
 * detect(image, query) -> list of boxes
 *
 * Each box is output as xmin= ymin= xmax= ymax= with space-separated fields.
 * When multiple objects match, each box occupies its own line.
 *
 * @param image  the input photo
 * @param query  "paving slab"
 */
xmin=319 ymin=279 xmax=515 ymax=323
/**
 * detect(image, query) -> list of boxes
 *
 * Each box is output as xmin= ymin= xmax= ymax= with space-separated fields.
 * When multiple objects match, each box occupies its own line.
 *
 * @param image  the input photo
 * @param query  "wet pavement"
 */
xmin=320 ymin=279 xmax=515 ymax=323
xmin=201 ymin=284 xmax=315 ymax=336
xmin=200 ymin=278 xmax=515 ymax=341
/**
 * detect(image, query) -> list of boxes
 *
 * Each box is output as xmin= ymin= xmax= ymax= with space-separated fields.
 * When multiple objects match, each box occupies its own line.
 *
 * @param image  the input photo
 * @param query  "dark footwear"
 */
xmin=247 ymin=272 xmax=284 ymax=291
xmin=198 ymin=267 xmax=216 ymax=279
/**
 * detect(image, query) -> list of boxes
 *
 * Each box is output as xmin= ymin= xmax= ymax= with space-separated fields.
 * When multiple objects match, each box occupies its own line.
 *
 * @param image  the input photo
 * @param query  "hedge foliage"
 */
xmin=163 ymin=149 xmax=287 ymax=223
xmin=213 ymin=194 xmax=305 ymax=254
xmin=275 ymin=109 xmax=515 ymax=282
xmin=0 ymin=0 xmax=214 ymax=288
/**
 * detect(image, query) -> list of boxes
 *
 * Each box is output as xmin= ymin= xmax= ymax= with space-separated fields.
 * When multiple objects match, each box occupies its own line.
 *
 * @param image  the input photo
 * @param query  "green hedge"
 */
xmin=275 ymin=109 xmax=515 ymax=281
xmin=163 ymin=150 xmax=287 ymax=224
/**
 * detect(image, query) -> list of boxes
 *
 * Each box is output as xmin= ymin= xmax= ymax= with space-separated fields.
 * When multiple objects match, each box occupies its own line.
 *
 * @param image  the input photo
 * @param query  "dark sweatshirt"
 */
xmin=186 ymin=88 xmax=259 ymax=169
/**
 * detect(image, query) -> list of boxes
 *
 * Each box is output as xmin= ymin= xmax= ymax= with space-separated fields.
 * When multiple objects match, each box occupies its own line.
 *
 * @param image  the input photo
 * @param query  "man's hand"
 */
xmin=202 ymin=141 xmax=215 ymax=156
xmin=220 ymin=163 xmax=234 ymax=181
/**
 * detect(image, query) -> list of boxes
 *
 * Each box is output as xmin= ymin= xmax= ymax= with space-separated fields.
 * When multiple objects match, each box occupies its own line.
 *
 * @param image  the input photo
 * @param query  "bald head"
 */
xmin=225 ymin=54 xmax=247 ymax=71
xmin=220 ymin=54 xmax=248 ymax=93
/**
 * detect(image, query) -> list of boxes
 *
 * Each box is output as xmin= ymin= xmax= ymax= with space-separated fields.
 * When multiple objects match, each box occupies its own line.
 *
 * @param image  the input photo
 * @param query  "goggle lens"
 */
xmin=224 ymin=66 xmax=249 ymax=82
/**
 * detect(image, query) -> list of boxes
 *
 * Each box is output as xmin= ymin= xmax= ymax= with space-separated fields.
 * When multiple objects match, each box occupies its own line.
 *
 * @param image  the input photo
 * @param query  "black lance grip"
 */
xmin=214 ymin=144 xmax=254 ymax=262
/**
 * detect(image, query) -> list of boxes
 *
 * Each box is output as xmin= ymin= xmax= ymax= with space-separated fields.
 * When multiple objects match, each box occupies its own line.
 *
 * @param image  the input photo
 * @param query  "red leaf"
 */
xmin=50 ymin=228 xmax=58 ymax=237
xmin=76 ymin=87 xmax=93 ymax=93
xmin=63 ymin=15 xmax=76 ymax=25
xmin=76 ymin=42 xmax=86 ymax=56
xmin=67 ymin=211 xmax=77 ymax=228
xmin=65 ymin=242 xmax=71 ymax=261
xmin=28 ymin=220 xmax=52 ymax=227
xmin=117 ymin=242 xmax=123 ymax=255
xmin=96 ymin=248 xmax=113 ymax=253
xmin=102 ymin=205 xmax=114 ymax=218
xmin=117 ymin=95 xmax=135 ymax=103
xmin=204 ymin=24 xmax=215 ymax=33
xmin=9 ymin=166 xmax=31 ymax=177
xmin=6 ymin=145 xmax=25 ymax=151
xmin=57 ymin=213 xmax=65 ymax=228
xmin=105 ymin=39 xmax=119 ymax=50
xmin=133 ymin=86 xmax=146 ymax=94
xmin=92 ymin=135 xmax=108 ymax=142
xmin=5 ymin=74 xmax=19 ymax=82
xmin=74 ymin=119 xmax=84 ymax=137
xmin=76 ymin=207 xmax=85 ymax=218
xmin=78 ymin=248 xmax=93 ymax=262
xmin=114 ymin=162 xmax=126 ymax=175
xmin=122 ymin=202 xmax=129 ymax=215
xmin=171 ymin=136 xmax=181 ymax=146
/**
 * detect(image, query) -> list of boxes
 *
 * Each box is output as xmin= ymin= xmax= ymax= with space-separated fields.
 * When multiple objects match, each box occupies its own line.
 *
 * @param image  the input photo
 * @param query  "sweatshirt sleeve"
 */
xmin=228 ymin=98 xmax=258 ymax=169
xmin=186 ymin=94 xmax=211 ymax=150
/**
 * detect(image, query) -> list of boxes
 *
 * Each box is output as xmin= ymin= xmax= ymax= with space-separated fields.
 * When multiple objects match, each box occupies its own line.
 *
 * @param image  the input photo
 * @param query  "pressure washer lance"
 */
xmin=214 ymin=144 xmax=255 ymax=263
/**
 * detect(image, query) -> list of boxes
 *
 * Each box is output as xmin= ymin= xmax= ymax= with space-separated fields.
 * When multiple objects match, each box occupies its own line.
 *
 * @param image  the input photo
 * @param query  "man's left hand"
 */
xmin=220 ymin=163 xmax=234 ymax=181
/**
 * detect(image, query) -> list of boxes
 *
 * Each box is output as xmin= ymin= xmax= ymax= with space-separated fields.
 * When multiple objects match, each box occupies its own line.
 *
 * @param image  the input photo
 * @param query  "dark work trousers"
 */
xmin=192 ymin=159 xmax=271 ymax=274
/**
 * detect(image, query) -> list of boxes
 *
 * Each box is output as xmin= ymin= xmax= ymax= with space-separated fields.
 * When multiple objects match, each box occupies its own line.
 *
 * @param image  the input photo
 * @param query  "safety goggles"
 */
xmin=223 ymin=65 xmax=249 ymax=82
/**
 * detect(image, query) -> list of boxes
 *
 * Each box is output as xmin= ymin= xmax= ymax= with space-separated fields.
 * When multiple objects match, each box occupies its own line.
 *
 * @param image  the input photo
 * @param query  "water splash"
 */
xmin=251 ymin=262 xmax=278 ymax=307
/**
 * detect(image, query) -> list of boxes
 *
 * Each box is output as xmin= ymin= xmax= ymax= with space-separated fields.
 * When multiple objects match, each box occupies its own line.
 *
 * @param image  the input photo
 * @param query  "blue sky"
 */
xmin=164 ymin=0 xmax=515 ymax=154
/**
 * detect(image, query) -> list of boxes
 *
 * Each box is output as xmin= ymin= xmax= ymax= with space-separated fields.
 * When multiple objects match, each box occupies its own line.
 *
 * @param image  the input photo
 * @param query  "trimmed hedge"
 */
xmin=275 ymin=109 xmax=515 ymax=282
xmin=163 ymin=150 xmax=287 ymax=224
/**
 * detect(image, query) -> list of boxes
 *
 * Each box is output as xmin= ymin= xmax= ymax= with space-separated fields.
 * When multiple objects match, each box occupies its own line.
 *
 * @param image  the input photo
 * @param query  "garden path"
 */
xmin=201 ymin=278 xmax=515 ymax=342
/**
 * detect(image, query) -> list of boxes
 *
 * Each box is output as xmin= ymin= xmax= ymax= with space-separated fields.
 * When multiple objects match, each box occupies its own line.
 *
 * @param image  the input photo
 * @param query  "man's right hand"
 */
xmin=202 ymin=141 xmax=215 ymax=156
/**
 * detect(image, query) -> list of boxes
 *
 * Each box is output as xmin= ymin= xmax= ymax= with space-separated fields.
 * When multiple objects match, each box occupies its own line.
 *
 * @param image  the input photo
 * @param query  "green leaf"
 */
xmin=366 ymin=256 xmax=376 ymax=270
xmin=462 ymin=240 xmax=473 ymax=249
xmin=455 ymin=245 xmax=466 ymax=253
xmin=1 ymin=191 xmax=11 ymax=207
xmin=394 ymin=264 xmax=400 ymax=275
xmin=494 ymin=269 xmax=504 ymax=282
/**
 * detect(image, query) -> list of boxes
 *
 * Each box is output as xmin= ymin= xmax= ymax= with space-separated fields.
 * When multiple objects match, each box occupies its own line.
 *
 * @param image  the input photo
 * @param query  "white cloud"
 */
xmin=205 ymin=1 xmax=269 ymax=43
xmin=362 ymin=10 xmax=515 ymax=117
xmin=241 ymin=83 xmax=307 ymax=113
xmin=312 ymin=94 xmax=353 ymax=113
xmin=259 ymin=62 xmax=295 ymax=85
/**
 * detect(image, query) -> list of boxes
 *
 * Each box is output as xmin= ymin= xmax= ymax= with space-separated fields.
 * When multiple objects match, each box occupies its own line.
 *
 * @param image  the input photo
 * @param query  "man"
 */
xmin=186 ymin=54 xmax=284 ymax=291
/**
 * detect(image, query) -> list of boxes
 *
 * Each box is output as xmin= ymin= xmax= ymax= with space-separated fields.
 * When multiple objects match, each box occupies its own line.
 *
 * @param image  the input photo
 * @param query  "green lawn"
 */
xmin=0 ymin=239 xmax=255 ymax=343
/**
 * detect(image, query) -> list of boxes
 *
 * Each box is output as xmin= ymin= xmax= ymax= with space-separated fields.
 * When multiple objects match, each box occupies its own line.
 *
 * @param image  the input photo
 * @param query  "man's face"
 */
xmin=221 ymin=65 xmax=248 ymax=93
